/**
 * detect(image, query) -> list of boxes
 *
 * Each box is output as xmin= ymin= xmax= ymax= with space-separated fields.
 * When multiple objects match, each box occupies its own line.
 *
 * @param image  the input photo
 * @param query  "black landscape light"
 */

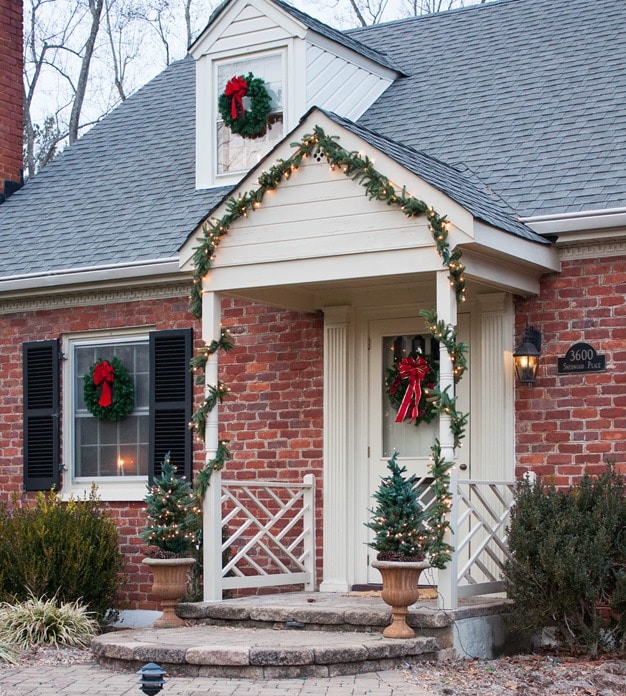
xmin=137 ymin=662 xmax=166 ymax=695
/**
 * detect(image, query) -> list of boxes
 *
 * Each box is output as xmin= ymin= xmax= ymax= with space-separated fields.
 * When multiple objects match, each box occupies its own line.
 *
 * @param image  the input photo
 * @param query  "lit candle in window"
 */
xmin=117 ymin=458 xmax=125 ymax=476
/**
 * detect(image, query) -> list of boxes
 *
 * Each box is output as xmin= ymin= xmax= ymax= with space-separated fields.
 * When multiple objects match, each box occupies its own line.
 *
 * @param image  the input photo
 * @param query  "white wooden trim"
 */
xmin=306 ymin=33 xmax=399 ymax=81
xmin=476 ymin=293 xmax=514 ymax=481
xmin=436 ymin=269 xmax=458 ymax=610
xmin=202 ymin=291 xmax=224 ymax=602
xmin=190 ymin=0 xmax=306 ymax=58
xmin=320 ymin=306 xmax=352 ymax=592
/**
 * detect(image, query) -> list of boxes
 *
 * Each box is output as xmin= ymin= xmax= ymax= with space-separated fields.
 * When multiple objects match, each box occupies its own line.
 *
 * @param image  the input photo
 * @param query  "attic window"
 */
xmin=216 ymin=53 xmax=284 ymax=176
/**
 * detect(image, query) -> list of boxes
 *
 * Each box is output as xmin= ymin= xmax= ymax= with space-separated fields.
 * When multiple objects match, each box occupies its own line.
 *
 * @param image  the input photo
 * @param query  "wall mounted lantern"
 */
xmin=514 ymin=326 xmax=542 ymax=384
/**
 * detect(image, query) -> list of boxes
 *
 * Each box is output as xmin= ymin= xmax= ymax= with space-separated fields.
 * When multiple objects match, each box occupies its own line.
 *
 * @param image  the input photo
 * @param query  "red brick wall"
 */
xmin=0 ymin=0 xmax=23 ymax=195
xmin=515 ymin=255 xmax=626 ymax=485
xmin=219 ymin=299 xmax=325 ymax=587
xmin=0 ymin=294 xmax=324 ymax=609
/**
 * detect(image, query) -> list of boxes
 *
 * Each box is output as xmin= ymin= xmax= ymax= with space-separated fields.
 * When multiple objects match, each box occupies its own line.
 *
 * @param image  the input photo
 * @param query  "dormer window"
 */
xmin=216 ymin=52 xmax=284 ymax=177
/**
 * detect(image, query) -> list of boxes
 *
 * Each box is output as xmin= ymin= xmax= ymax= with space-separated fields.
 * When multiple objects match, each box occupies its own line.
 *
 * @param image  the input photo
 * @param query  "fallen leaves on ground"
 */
xmin=405 ymin=655 xmax=626 ymax=695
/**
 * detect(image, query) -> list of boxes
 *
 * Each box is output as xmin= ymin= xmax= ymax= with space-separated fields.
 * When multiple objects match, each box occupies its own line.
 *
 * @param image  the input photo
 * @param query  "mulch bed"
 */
xmin=405 ymin=654 xmax=626 ymax=695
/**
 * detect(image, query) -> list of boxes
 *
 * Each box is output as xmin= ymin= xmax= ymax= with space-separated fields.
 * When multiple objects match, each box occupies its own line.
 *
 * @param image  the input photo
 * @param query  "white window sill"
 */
xmin=62 ymin=479 xmax=149 ymax=502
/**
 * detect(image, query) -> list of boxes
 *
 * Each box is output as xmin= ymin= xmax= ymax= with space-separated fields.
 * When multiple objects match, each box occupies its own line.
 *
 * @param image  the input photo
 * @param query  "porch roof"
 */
xmin=180 ymin=108 xmax=559 ymax=303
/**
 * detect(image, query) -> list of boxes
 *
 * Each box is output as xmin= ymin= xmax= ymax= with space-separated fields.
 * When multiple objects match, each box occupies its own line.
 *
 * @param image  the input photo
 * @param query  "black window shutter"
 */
xmin=149 ymin=328 xmax=192 ymax=482
xmin=23 ymin=340 xmax=60 ymax=491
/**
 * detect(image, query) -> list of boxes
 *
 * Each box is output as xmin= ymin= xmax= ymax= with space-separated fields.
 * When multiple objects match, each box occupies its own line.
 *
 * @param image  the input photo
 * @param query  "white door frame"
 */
xmin=319 ymin=291 xmax=514 ymax=593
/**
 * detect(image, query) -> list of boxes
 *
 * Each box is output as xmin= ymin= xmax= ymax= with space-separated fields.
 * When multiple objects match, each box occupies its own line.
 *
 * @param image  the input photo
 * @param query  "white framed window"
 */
xmin=55 ymin=327 xmax=193 ymax=501
xmin=215 ymin=51 xmax=285 ymax=178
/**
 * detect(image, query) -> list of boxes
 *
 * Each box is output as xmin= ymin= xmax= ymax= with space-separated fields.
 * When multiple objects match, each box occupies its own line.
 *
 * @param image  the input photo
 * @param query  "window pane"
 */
xmin=217 ymin=53 xmax=284 ymax=175
xmin=217 ymin=115 xmax=283 ymax=174
xmin=74 ymin=338 xmax=149 ymax=479
xmin=382 ymin=334 xmax=438 ymax=458
xmin=217 ymin=54 xmax=282 ymax=109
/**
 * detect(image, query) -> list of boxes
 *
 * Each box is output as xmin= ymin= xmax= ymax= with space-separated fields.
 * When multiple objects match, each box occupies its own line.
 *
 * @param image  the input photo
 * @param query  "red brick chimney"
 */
xmin=0 ymin=0 xmax=23 ymax=202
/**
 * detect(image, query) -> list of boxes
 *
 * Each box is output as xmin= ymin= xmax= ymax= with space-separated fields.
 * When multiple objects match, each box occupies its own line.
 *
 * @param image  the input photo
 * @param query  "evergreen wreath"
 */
xmin=386 ymin=352 xmax=438 ymax=426
xmin=218 ymin=73 xmax=272 ymax=138
xmin=83 ymin=356 xmax=135 ymax=422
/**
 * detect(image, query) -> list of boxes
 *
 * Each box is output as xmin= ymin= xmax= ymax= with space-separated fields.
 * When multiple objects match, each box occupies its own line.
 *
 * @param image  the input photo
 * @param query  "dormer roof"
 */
xmin=192 ymin=0 xmax=404 ymax=75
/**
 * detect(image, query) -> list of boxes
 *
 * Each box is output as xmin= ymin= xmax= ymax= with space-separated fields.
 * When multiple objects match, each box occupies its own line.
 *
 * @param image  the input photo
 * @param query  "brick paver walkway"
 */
xmin=0 ymin=659 xmax=436 ymax=695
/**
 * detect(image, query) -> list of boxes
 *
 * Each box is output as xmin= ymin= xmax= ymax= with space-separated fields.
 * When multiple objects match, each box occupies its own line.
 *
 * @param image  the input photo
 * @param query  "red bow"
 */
xmin=93 ymin=360 xmax=115 ymax=407
xmin=395 ymin=356 xmax=429 ymax=423
xmin=225 ymin=76 xmax=248 ymax=119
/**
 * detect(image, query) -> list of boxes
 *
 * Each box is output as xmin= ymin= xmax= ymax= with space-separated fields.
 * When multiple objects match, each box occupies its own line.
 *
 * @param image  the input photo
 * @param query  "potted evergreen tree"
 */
xmin=366 ymin=453 xmax=433 ymax=638
xmin=141 ymin=454 xmax=200 ymax=628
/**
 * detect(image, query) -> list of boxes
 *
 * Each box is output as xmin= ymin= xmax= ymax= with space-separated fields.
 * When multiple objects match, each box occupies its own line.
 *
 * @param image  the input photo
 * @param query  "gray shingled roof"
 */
xmin=1 ymin=0 xmax=623 ymax=279
xmin=353 ymin=0 xmax=626 ymax=217
xmin=323 ymin=110 xmax=548 ymax=242
xmin=0 ymin=57 xmax=227 ymax=277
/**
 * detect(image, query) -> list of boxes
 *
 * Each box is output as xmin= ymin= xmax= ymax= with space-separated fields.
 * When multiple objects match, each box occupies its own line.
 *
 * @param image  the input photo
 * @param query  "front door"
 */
xmin=366 ymin=315 xmax=470 ymax=583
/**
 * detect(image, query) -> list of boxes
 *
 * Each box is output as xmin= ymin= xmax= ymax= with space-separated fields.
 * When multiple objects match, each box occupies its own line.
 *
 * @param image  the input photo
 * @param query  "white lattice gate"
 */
xmin=220 ymin=474 xmax=316 ymax=591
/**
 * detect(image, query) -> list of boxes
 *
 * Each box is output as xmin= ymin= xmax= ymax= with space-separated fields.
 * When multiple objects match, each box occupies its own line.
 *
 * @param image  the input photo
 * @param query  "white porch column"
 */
xmin=320 ymin=306 xmax=352 ymax=592
xmin=435 ymin=270 xmax=459 ymax=610
xmin=202 ymin=291 xmax=223 ymax=602
xmin=476 ymin=293 xmax=514 ymax=481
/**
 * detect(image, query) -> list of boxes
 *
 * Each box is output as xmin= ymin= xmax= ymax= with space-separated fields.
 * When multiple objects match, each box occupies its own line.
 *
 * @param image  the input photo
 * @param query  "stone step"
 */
xmin=177 ymin=591 xmax=452 ymax=636
xmin=92 ymin=625 xmax=440 ymax=678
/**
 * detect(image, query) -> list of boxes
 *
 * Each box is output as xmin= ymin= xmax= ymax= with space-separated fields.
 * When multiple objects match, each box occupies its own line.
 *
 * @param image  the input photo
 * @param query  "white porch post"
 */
xmin=435 ymin=270 xmax=459 ymax=610
xmin=320 ymin=306 xmax=352 ymax=592
xmin=202 ymin=290 xmax=223 ymax=602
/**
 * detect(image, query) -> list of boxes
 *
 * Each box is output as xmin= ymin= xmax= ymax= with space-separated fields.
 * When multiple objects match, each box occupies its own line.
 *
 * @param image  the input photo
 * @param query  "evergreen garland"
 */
xmin=426 ymin=441 xmax=455 ymax=568
xmin=83 ymin=356 xmax=135 ymax=422
xmin=188 ymin=126 xmax=470 ymax=564
xmin=140 ymin=454 xmax=200 ymax=556
xmin=194 ymin=440 xmax=232 ymax=497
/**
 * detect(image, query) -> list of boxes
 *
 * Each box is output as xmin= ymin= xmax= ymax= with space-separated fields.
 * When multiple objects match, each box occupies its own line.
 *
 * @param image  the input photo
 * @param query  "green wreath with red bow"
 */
xmin=83 ymin=356 xmax=135 ymax=421
xmin=386 ymin=353 xmax=439 ymax=426
xmin=218 ymin=72 xmax=272 ymax=138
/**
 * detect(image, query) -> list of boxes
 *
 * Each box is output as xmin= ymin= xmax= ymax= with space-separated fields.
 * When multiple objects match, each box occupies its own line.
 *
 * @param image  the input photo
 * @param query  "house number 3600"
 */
xmin=557 ymin=341 xmax=606 ymax=374
xmin=566 ymin=346 xmax=595 ymax=361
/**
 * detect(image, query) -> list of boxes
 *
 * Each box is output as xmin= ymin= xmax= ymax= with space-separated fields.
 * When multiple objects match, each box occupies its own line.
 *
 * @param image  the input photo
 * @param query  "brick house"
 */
xmin=0 ymin=0 xmax=624 ymax=611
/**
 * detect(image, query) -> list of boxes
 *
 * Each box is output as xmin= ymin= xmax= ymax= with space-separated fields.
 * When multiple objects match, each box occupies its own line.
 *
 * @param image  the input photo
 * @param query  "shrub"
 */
xmin=0 ymin=595 xmax=98 ymax=648
xmin=503 ymin=464 xmax=626 ymax=656
xmin=0 ymin=488 xmax=124 ymax=625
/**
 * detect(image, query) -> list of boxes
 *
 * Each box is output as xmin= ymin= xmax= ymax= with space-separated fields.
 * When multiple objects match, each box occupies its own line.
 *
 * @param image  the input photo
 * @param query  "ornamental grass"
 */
xmin=0 ymin=640 xmax=19 ymax=664
xmin=0 ymin=595 xmax=98 ymax=649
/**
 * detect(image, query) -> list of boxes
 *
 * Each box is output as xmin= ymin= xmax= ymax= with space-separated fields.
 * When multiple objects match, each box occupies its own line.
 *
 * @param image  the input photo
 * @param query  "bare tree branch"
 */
xmin=68 ymin=0 xmax=104 ymax=144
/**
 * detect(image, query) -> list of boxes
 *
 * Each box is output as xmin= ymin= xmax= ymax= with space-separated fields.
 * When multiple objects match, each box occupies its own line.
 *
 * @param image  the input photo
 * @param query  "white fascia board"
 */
xmin=522 ymin=208 xmax=626 ymax=240
xmin=462 ymin=251 xmax=541 ymax=296
xmin=190 ymin=0 xmax=306 ymax=59
xmin=306 ymin=32 xmax=399 ymax=81
xmin=203 ymin=246 xmax=441 ymax=292
xmin=0 ymin=259 xmax=183 ymax=295
xmin=472 ymin=221 xmax=560 ymax=272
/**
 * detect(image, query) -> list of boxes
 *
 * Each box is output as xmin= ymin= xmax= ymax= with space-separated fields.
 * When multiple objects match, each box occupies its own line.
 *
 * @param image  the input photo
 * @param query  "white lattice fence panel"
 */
xmin=221 ymin=476 xmax=315 ymax=591
xmin=455 ymin=481 xmax=515 ymax=597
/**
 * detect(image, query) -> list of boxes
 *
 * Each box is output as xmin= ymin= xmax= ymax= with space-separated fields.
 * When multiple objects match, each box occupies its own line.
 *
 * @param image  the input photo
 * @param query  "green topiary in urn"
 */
xmin=366 ymin=452 xmax=433 ymax=639
xmin=366 ymin=452 xmax=429 ymax=562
